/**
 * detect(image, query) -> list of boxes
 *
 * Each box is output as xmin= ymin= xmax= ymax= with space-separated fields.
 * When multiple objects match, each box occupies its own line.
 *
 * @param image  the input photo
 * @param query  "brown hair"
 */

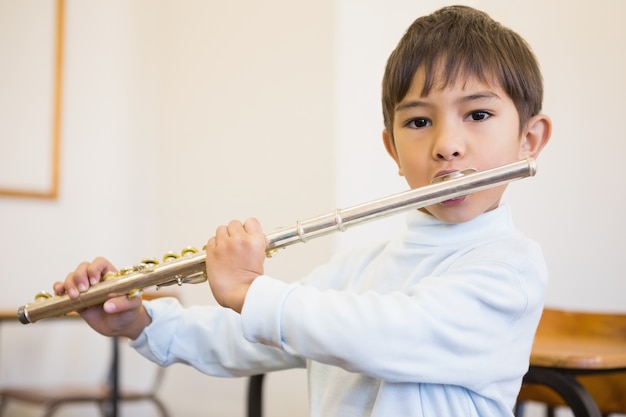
xmin=382 ymin=5 xmax=543 ymax=139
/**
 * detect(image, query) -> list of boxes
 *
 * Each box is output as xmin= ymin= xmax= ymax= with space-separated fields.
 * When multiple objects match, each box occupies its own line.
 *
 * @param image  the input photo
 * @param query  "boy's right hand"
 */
xmin=53 ymin=257 xmax=151 ymax=340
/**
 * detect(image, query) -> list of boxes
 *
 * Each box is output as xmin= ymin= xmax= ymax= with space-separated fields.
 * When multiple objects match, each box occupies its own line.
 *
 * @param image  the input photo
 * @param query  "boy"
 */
xmin=56 ymin=5 xmax=551 ymax=416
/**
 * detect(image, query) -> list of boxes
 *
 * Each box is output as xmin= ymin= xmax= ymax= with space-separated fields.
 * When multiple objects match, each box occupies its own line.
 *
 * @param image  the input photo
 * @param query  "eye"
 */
xmin=405 ymin=118 xmax=431 ymax=129
xmin=466 ymin=111 xmax=492 ymax=122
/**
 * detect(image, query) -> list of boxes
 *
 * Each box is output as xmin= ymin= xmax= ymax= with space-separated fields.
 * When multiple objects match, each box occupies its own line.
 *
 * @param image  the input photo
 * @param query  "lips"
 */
xmin=431 ymin=167 xmax=478 ymax=184
xmin=431 ymin=169 xmax=463 ymax=184
xmin=439 ymin=195 xmax=467 ymax=205
xmin=430 ymin=168 xmax=476 ymax=205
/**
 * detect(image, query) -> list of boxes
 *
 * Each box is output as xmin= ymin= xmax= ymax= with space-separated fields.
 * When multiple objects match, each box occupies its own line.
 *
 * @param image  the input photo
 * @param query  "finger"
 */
xmin=227 ymin=219 xmax=245 ymax=235
xmin=64 ymin=262 xmax=90 ymax=299
xmin=53 ymin=281 xmax=66 ymax=296
xmin=86 ymin=257 xmax=118 ymax=286
xmin=243 ymin=217 xmax=268 ymax=248
xmin=243 ymin=217 xmax=264 ymax=235
xmin=205 ymin=235 xmax=216 ymax=252
xmin=215 ymin=224 xmax=230 ymax=239
xmin=227 ymin=220 xmax=256 ymax=250
xmin=210 ymin=225 xmax=229 ymax=252
xmin=102 ymin=292 xmax=143 ymax=314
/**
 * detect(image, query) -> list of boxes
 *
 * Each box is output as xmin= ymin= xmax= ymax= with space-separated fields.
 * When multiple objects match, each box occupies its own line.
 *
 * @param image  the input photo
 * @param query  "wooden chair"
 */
xmin=0 ymin=335 xmax=169 ymax=417
xmin=516 ymin=308 xmax=626 ymax=417
xmin=0 ymin=292 xmax=175 ymax=417
xmin=0 ymin=367 xmax=168 ymax=417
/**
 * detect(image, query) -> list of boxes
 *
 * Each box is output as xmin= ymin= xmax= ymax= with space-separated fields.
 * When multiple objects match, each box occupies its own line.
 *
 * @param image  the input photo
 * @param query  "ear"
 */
xmin=383 ymin=129 xmax=404 ymax=176
xmin=519 ymin=114 xmax=552 ymax=160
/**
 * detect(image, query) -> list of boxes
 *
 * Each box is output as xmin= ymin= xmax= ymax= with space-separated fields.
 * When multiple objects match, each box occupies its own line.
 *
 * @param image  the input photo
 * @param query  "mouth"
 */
xmin=430 ymin=168 xmax=478 ymax=205
xmin=431 ymin=168 xmax=478 ymax=184
xmin=439 ymin=196 xmax=467 ymax=206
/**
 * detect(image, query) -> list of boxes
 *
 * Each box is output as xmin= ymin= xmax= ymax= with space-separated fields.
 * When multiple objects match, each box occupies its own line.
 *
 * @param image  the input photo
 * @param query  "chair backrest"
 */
xmin=536 ymin=308 xmax=626 ymax=340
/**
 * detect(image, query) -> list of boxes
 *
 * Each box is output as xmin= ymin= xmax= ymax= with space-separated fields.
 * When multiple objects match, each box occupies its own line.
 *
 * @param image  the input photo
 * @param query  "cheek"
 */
xmin=396 ymin=142 xmax=428 ymax=167
xmin=481 ymin=137 xmax=524 ymax=167
xmin=400 ymin=164 xmax=431 ymax=189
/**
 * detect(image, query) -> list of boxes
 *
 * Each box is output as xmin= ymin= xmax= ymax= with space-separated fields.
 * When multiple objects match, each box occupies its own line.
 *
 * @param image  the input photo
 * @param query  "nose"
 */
xmin=432 ymin=124 xmax=465 ymax=161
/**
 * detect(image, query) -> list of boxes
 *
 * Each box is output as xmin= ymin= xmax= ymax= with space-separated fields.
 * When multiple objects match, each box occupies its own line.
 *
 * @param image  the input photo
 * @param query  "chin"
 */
xmin=426 ymin=200 xmax=499 ymax=224
xmin=429 ymin=210 xmax=481 ymax=224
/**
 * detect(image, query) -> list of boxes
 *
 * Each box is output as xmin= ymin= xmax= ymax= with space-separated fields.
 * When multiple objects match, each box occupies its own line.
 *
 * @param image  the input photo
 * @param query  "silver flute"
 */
xmin=18 ymin=158 xmax=537 ymax=324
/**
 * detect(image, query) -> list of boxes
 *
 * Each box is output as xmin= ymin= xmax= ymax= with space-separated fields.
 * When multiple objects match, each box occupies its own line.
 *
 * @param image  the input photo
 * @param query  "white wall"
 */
xmin=149 ymin=1 xmax=335 ymax=416
xmin=335 ymin=0 xmax=626 ymax=313
xmin=0 ymin=1 xmax=624 ymax=416
xmin=0 ymin=2 xmax=164 ymax=416
xmin=1 ymin=0 xmax=330 ymax=416
xmin=493 ymin=0 xmax=626 ymax=312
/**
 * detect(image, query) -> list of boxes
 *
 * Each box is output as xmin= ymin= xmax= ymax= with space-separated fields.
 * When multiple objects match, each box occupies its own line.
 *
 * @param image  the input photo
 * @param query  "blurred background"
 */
xmin=0 ymin=0 xmax=624 ymax=416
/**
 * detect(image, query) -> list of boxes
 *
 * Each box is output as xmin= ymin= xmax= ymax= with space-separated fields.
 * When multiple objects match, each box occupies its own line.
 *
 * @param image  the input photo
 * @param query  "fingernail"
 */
xmin=103 ymin=301 xmax=116 ymax=313
xmin=69 ymin=288 xmax=79 ymax=298
xmin=78 ymin=283 xmax=88 ymax=292
xmin=90 ymin=277 xmax=99 ymax=286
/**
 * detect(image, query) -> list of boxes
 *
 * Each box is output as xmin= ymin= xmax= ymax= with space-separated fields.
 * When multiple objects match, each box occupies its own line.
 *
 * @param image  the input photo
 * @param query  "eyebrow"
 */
xmin=395 ymin=91 xmax=502 ymax=112
xmin=462 ymin=91 xmax=502 ymax=103
xmin=395 ymin=100 xmax=431 ymax=112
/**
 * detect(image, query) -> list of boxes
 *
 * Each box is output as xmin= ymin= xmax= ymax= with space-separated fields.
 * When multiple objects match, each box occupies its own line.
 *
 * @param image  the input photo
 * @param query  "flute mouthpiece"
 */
xmin=431 ymin=168 xmax=478 ymax=184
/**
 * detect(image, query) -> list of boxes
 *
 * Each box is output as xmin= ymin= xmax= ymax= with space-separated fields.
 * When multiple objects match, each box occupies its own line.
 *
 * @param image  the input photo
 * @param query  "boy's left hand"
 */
xmin=205 ymin=217 xmax=268 ymax=313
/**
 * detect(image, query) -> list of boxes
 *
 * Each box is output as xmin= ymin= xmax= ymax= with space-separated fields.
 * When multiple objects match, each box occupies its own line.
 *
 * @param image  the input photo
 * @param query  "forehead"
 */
xmin=407 ymin=64 xmax=502 ymax=99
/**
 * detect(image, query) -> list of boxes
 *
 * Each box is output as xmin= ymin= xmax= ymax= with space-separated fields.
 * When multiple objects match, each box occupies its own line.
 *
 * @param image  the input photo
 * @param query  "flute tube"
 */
xmin=18 ymin=158 xmax=536 ymax=324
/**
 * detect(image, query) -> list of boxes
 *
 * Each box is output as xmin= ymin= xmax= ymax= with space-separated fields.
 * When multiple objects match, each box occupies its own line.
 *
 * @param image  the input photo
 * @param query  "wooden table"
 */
xmin=518 ymin=308 xmax=626 ymax=417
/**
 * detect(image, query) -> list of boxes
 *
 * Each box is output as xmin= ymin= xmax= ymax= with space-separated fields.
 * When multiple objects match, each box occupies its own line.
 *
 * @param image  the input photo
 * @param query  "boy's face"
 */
xmin=383 ymin=67 xmax=545 ymax=224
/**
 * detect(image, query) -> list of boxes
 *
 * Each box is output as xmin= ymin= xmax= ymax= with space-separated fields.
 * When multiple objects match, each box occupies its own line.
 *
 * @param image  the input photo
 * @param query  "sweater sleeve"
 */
xmin=241 ymin=239 xmax=547 ymax=392
xmin=129 ymin=297 xmax=305 ymax=377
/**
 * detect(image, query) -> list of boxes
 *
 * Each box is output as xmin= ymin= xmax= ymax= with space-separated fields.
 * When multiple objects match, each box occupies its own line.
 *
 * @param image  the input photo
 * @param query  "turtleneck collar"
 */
xmin=402 ymin=205 xmax=516 ymax=246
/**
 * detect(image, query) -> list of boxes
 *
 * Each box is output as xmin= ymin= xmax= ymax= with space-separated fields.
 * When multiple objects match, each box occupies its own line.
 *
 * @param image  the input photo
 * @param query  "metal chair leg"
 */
xmin=247 ymin=374 xmax=265 ymax=417
xmin=523 ymin=367 xmax=602 ymax=417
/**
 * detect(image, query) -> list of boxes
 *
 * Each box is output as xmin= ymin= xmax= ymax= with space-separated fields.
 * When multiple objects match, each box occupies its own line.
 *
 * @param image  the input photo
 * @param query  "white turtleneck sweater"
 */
xmin=132 ymin=205 xmax=547 ymax=416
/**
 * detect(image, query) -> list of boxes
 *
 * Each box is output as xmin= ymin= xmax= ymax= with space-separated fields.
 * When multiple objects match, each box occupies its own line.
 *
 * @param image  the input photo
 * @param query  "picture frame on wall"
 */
xmin=0 ymin=0 xmax=63 ymax=199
